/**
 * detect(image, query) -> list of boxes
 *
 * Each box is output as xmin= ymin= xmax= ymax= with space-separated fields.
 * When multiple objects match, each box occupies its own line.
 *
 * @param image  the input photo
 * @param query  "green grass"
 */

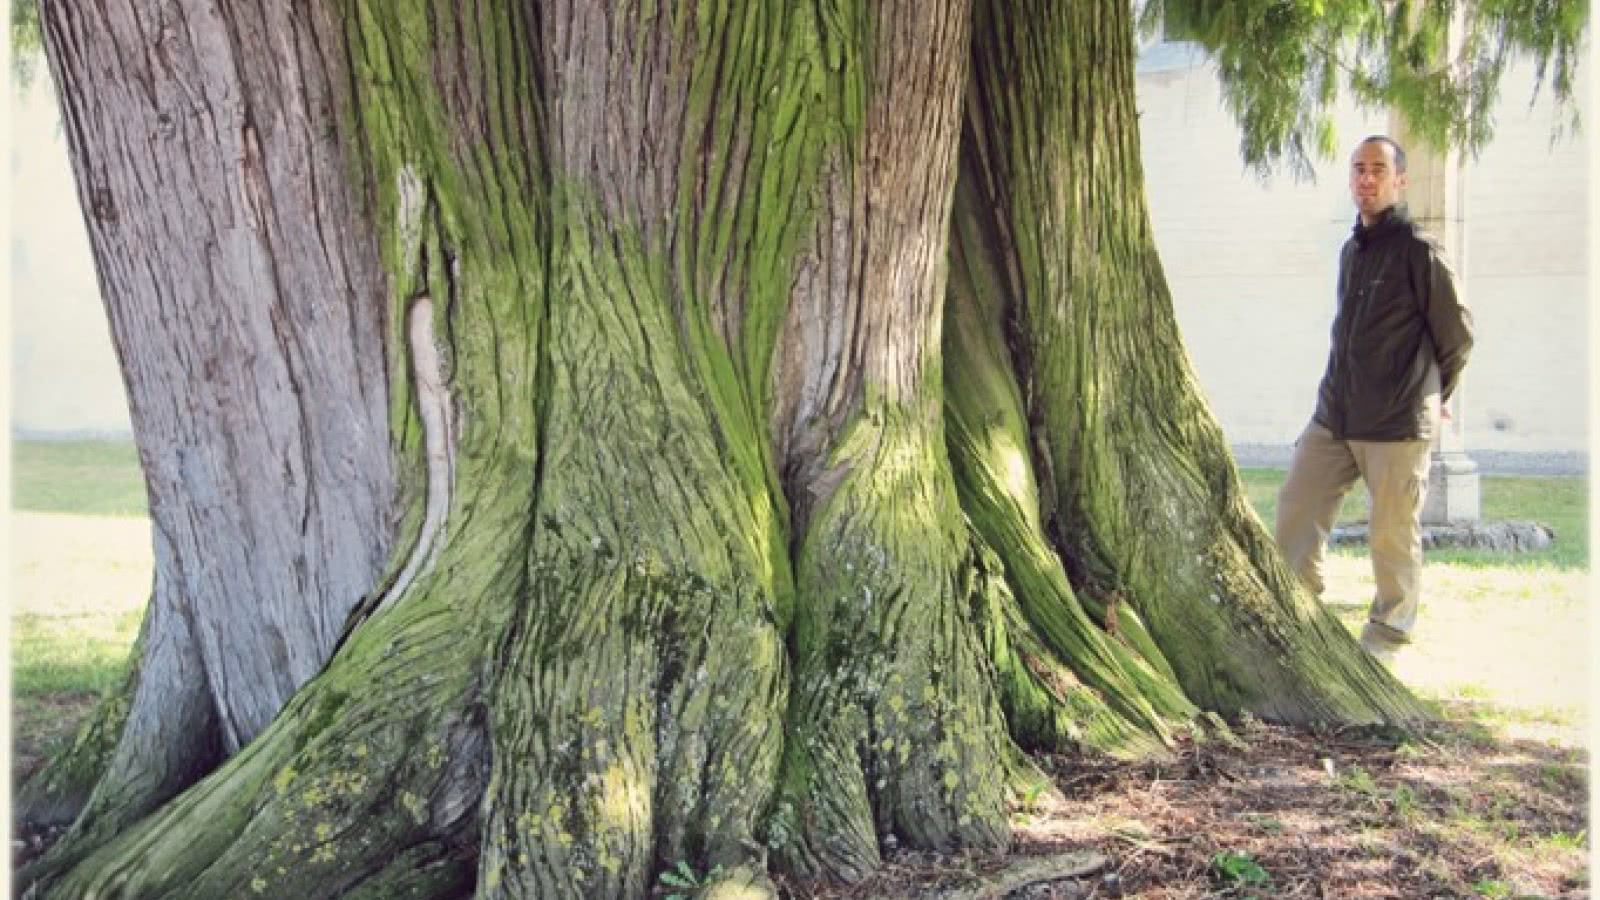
xmin=12 ymin=611 xmax=140 ymax=698
xmin=11 ymin=439 xmax=150 ymax=766
xmin=11 ymin=439 xmax=149 ymax=517
xmin=12 ymin=609 xmax=142 ymax=768
xmin=1238 ymin=467 xmax=1588 ymax=570
xmin=1238 ymin=467 xmax=1362 ymax=529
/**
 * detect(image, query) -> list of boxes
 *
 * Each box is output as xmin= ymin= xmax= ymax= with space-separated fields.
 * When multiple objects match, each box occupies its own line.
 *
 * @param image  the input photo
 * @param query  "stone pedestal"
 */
xmin=1423 ymin=449 xmax=1481 ymax=524
xmin=1423 ymin=383 xmax=1479 ymax=526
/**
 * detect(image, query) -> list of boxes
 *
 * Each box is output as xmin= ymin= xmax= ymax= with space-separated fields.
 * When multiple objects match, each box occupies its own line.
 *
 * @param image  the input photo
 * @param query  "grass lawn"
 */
xmin=1237 ymin=466 xmax=1589 ymax=570
xmin=11 ymin=439 xmax=149 ymax=517
xmin=10 ymin=512 xmax=152 ymax=773
xmin=1239 ymin=464 xmax=1589 ymax=745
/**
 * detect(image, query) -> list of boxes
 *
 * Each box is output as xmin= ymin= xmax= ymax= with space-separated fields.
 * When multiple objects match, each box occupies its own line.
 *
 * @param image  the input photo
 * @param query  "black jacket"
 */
xmin=1313 ymin=206 xmax=1474 ymax=442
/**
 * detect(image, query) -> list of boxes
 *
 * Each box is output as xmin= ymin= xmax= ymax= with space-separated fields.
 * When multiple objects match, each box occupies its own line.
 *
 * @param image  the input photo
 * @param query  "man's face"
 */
xmin=1349 ymin=140 xmax=1407 ymax=222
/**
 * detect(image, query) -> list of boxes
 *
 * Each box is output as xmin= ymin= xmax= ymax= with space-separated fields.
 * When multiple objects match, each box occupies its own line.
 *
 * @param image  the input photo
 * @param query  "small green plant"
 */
xmin=1013 ymin=780 xmax=1051 ymax=824
xmin=1389 ymin=784 xmax=1419 ymax=819
xmin=1210 ymin=850 xmax=1270 ymax=891
xmin=658 ymin=861 xmax=722 ymax=899
xmin=1472 ymin=879 xmax=1512 ymax=899
xmin=1450 ymin=812 xmax=1492 ymax=839
xmin=1020 ymin=780 xmax=1049 ymax=812
xmin=1245 ymin=814 xmax=1285 ymax=835
xmin=1337 ymin=765 xmax=1380 ymax=800
xmin=1545 ymin=829 xmax=1588 ymax=850
xmin=1395 ymin=739 xmax=1431 ymax=760
xmin=1537 ymin=763 xmax=1582 ymax=792
xmin=1352 ymin=826 xmax=1386 ymax=856
xmin=1489 ymin=789 xmax=1517 ymax=821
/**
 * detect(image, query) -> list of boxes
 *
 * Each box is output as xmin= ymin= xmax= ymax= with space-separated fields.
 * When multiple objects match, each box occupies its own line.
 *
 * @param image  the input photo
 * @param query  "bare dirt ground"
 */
xmin=774 ymin=715 xmax=1588 ymax=899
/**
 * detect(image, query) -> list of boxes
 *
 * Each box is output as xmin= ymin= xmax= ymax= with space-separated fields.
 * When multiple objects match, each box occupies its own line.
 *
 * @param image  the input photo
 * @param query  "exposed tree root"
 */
xmin=18 ymin=596 xmax=225 ymax=891
xmin=943 ymin=206 xmax=1201 ymax=756
xmin=702 ymin=865 xmax=782 ymax=900
xmin=771 ymin=423 xmax=1019 ymax=882
xmin=19 ymin=569 xmax=491 ymax=900
xmin=335 ymin=840 xmax=477 ymax=900
xmin=932 ymin=850 xmax=1109 ymax=899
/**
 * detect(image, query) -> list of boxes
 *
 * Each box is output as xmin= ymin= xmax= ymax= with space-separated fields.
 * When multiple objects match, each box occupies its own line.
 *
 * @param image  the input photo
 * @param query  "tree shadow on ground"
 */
xmin=776 ymin=717 xmax=1588 ymax=899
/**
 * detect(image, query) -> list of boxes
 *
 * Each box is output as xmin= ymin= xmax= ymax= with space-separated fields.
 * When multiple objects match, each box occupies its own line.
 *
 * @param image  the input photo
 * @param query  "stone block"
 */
xmin=1421 ymin=452 xmax=1481 ymax=524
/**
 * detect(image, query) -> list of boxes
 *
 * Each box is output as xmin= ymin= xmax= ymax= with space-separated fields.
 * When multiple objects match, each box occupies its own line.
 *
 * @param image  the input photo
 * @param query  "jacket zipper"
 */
xmin=1334 ymin=241 xmax=1370 ymax=439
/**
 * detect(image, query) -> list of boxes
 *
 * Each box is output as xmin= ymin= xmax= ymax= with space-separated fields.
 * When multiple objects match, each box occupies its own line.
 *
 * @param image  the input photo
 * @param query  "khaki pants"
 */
xmin=1274 ymin=422 xmax=1431 ymax=647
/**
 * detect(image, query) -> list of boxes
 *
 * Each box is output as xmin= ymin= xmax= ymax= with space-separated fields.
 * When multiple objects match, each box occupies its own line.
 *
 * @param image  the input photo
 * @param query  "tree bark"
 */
xmin=961 ymin=0 xmax=1423 ymax=723
xmin=20 ymin=0 xmax=398 ymax=851
xmin=21 ymin=0 xmax=1425 ymax=896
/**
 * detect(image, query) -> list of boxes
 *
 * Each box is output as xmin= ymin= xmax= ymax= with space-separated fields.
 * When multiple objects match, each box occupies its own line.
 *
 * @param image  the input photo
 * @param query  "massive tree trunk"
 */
xmin=19 ymin=0 xmax=1423 ymax=896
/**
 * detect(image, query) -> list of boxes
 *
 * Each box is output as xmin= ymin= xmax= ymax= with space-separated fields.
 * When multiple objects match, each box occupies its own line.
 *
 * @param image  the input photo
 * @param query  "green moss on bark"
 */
xmin=29 ymin=0 xmax=1446 ymax=897
xmin=478 ymin=186 xmax=791 ymax=896
xmin=964 ymin=0 xmax=1426 ymax=725
xmin=943 ymin=172 xmax=1200 ymax=756
xmin=773 ymin=419 xmax=1014 ymax=881
xmin=35 ymin=568 xmax=494 ymax=899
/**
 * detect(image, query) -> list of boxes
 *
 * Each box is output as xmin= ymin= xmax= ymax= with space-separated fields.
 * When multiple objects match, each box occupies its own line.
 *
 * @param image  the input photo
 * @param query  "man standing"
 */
xmin=1275 ymin=135 xmax=1474 ymax=662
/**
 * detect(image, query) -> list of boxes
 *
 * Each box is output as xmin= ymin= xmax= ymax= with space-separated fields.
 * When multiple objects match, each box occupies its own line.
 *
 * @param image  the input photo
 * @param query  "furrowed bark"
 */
xmin=964 ymin=0 xmax=1426 ymax=724
xmin=21 ymin=0 xmax=398 ymax=860
xmin=769 ymin=0 xmax=1021 ymax=880
xmin=480 ymin=204 xmax=788 ymax=897
xmin=25 ymin=0 xmax=545 ymax=893
xmin=27 ymin=0 xmax=1446 ymax=894
xmin=45 ymin=0 xmax=398 ymax=740
xmin=966 ymin=536 xmax=1142 ymax=755
xmin=773 ymin=427 xmax=1022 ymax=881
xmin=476 ymin=4 xmax=806 ymax=896
xmin=33 ymin=580 xmax=494 ymax=900
xmin=943 ymin=176 xmax=1198 ymax=759
xmin=337 ymin=842 xmax=476 ymax=900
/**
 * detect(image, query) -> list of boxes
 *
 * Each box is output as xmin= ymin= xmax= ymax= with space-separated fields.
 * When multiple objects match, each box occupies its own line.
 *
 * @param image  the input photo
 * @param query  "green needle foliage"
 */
xmin=1144 ymin=0 xmax=1588 ymax=178
xmin=11 ymin=0 xmax=42 ymax=86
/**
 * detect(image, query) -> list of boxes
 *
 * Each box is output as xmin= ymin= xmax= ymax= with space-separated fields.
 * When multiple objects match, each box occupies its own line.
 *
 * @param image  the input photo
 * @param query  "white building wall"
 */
xmin=1137 ymin=46 xmax=1589 ymax=456
xmin=8 ymin=47 xmax=1589 ymax=454
xmin=10 ymin=76 xmax=133 ymax=436
xmin=1460 ymin=79 xmax=1590 ymax=453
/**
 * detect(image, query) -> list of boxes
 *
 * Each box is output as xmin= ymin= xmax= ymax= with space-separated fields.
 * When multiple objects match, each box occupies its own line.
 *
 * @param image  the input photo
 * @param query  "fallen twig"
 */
xmin=926 ymin=851 xmax=1108 ymax=900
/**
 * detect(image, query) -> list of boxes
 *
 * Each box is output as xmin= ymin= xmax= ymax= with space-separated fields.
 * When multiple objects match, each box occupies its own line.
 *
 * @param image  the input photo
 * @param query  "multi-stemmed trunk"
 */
xmin=18 ymin=0 xmax=1422 ymax=896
